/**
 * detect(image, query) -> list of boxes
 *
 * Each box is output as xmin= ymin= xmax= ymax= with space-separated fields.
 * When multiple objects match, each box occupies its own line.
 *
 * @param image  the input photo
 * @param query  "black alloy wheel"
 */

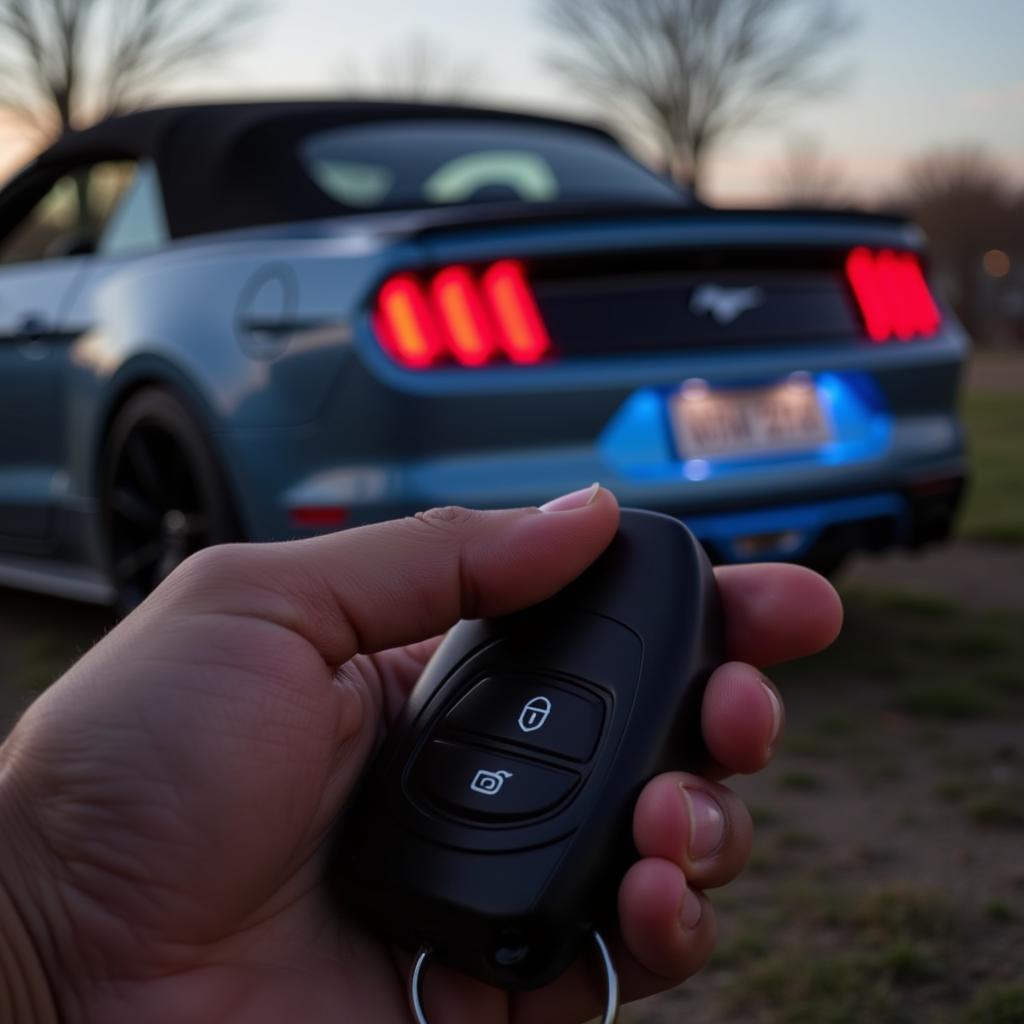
xmin=101 ymin=388 xmax=237 ymax=612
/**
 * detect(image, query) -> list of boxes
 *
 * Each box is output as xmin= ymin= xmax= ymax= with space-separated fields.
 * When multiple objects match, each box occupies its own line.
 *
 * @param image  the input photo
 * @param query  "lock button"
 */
xmin=445 ymin=675 xmax=605 ymax=763
xmin=412 ymin=740 xmax=580 ymax=821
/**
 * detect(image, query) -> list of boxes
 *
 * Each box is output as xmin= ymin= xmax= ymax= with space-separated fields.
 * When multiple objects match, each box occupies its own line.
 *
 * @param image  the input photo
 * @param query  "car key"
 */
xmin=330 ymin=508 xmax=723 ymax=1017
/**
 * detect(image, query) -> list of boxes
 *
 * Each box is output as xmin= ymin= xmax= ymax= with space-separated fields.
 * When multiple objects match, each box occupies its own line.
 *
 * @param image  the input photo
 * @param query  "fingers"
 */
xmin=701 ymin=661 xmax=784 ymax=776
xmin=633 ymin=772 xmax=752 ymax=889
xmin=508 ymin=861 xmax=715 ymax=1024
xmin=616 ymin=858 xmax=716 ymax=980
xmin=164 ymin=486 xmax=619 ymax=665
xmin=715 ymin=562 xmax=843 ymax=667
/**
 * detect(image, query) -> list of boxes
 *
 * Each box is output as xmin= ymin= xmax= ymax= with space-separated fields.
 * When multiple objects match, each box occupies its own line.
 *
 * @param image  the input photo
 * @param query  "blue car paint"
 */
xmin=0 ymin=206 xmax=968 ymax=601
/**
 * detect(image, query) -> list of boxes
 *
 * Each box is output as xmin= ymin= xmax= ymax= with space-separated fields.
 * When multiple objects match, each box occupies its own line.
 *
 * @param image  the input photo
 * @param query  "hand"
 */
xmin=0 ymin=488 xmax=841 ymax=1024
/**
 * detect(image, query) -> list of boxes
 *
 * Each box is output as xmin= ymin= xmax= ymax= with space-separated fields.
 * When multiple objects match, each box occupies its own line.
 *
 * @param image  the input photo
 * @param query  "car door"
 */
xmin=0 ymin=161 xmax=138 ymax=544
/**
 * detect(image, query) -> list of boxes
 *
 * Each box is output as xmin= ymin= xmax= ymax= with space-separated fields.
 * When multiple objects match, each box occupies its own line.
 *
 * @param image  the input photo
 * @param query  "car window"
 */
xmin=98 ymin=162 xmax=169 ymax=256
xmin=0 ymin=161 xmax=137 ymax=266
xmin=299 ymin=120 xmax=685 ymax=212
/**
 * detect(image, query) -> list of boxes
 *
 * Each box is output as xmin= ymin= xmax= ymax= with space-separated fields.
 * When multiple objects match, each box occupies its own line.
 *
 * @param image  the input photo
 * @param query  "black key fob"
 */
xmin=331 ymin=509 xmax=722 ymax=992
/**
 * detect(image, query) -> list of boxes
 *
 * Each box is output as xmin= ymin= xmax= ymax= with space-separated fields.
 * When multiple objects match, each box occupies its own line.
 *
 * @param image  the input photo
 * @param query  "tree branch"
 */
xmin=542 ymin=0 xmax=854 ymax=192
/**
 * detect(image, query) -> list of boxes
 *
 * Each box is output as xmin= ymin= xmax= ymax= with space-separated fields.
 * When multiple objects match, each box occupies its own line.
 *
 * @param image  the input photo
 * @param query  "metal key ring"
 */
xmin=408 ymin=928 xmax=620 ymax=1024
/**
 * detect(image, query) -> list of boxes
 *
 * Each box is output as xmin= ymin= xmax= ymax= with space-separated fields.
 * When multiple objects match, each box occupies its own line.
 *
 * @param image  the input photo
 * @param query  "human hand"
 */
xmin=0 ymin=488 xmax=841 ymax=1024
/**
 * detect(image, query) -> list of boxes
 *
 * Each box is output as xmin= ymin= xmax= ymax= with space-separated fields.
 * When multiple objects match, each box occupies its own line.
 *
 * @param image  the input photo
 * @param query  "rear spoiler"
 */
xmin=356 ymin=199 xmax=922 ymax=247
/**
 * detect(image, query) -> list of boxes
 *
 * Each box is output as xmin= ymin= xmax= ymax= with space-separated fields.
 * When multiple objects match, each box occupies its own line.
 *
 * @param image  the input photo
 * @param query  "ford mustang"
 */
xmin=0 ymin=101 xmax=968 ymax=609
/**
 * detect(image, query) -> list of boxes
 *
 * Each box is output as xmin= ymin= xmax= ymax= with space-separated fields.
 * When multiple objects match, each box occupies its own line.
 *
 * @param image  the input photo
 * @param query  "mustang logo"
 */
xmin=690 ymin=284 xmax=766 ymax=325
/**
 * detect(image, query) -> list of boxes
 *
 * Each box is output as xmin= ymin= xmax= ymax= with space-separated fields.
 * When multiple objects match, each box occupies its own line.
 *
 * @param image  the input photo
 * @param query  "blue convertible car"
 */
xmin=0 ymin=101 xmax=967 ymax=609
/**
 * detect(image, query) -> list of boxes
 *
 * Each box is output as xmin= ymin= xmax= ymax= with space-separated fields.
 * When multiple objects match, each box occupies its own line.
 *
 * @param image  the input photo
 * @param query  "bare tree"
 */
xmin=898 ymin=147 xmax=1020 ymax=337
xmin=542 ymin=0 xmax=853 ymax=195
xmin=773 ymin=136 xmax=848 ymax=208
xmin=340 ymin=32 xmax=482 ymax=103
xmin=0 ymin=0 xmax=264 ymax=137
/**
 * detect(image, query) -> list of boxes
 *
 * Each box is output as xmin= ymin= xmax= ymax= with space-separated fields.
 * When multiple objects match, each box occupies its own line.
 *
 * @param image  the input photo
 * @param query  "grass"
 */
xmin=935 ymin=778 xmax=970 ymax=803
xmin=685 ymin=586 xmax=1024 ymax=1024
xmin=774 ymin=586 xmax=1024 ymax=723
xmin=777 ymin=769 xmax=822 ymax=791
xmin=747 ymin=803 xmax=785 ymax=828
xmin=896 ymin=686 xmax=999 ymax=720
xmin=985 ymin=901 xmax=1017 ymax=924
xmin=716 ymin=885 xmax=959 ymax=1024
xmin=960 ymin=392 xmax=1024 ymax=544
xmin=783 ymin=731 xmax=837 ymax=758
xmin=961 ymin=983 xmax=1024 ymax=1024
xmin=967 ymin=790 xmax=1024 ymax=828
xmin=9 ymin=631 xmax=91 ymax=696
xmin=774 ymin=828 xmax=822 ymax=851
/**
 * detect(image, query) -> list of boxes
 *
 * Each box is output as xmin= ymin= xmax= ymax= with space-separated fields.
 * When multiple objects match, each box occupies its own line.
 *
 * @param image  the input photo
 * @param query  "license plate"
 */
xmin=670 ymin=381 xmax=831 ymax=458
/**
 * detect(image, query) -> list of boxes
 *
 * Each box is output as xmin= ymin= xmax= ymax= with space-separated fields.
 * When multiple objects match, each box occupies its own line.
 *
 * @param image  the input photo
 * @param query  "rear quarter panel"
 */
xmin=62 ymin=232 xmax=408 ymax=534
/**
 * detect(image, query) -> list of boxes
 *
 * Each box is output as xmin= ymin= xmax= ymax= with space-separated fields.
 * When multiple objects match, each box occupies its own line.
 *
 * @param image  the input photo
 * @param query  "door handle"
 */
xmin=13 ymin=313 xmax=49 ymax=341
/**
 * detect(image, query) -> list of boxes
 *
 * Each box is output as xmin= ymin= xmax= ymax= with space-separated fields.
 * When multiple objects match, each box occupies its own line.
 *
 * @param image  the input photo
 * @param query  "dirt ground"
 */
xmin=967 ymin=352 xmax=1024 ymax=395
xmin=844 ymin=541 xmax=1024 ymax=612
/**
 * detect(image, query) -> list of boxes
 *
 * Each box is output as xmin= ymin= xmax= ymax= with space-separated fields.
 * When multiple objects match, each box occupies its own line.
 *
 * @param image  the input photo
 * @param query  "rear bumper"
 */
xmin=672 ymin=472 xmax=966 ymax=565
xmin=266 ymin=439 xmax=966 ymax=564
xmin=224 ymin=322 xmax=969 ymax=566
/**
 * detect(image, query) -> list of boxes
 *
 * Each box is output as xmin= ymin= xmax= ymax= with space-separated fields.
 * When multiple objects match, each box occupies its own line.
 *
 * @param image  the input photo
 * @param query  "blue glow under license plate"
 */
xmin=670 ymin=382 xmax=832 ymax=458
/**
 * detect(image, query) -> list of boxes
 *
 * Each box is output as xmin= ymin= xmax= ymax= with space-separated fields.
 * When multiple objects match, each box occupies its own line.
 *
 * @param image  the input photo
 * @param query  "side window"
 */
xmin=0 ymin=161 xmax=138 ymax=266
xmin=98 ymin=162 xmax=169 ymax=256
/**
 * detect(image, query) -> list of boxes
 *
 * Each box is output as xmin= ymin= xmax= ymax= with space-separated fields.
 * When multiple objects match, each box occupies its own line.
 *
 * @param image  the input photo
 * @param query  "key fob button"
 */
xmin=413 ymin=740 xmax=580 ymax=821
xmin=445 ymin=675 xmax=605 ymax=763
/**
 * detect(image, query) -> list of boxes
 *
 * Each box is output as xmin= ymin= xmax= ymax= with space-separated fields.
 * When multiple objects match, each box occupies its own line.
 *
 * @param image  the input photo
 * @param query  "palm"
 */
xmin=28 ymin=611 xmax=482 ymax=1023
xmin=5 ymin=505 xmax=840 ymax=1024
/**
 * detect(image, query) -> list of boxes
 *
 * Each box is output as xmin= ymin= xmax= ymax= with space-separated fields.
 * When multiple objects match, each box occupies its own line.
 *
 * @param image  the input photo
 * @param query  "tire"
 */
xmin=795 ymin=523 xmax=856 ymax=579
xmin=100 ymin=387 xmax=237 ymax=612
xmin=797 ymin=547 xmax=849 ymax=580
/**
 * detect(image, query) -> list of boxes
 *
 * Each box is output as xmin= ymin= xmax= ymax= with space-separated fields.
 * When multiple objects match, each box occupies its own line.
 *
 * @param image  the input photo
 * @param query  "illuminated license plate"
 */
xmin=670 ymin=381 xmax=832 ymax=458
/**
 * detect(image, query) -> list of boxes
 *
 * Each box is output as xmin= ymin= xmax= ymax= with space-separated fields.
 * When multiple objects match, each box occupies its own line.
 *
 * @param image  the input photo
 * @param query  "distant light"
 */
xmin=684 ymin=459 xmax=710 ymax=481
xmin=983 ymin=249 xmax=1011 ymax=278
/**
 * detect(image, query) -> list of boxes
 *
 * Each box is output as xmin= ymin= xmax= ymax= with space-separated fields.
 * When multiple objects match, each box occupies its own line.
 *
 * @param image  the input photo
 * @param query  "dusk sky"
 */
xmin=1 ymin=0 xmax=1022 ymax=202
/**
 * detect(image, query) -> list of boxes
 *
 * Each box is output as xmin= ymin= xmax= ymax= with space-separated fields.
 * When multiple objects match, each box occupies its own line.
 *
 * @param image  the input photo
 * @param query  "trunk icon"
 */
xmin=470 ymin=769 xmax=512 ymax=795
xmin=518 ymin=696 xmax=552 ymax=733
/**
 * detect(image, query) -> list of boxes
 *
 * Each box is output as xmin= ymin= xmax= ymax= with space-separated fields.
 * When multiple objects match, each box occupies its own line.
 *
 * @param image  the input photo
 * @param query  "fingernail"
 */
xmin=680 ymin=888 xmax=703 ymax=930
xmin=682 ymin=785 xmax=726 ymax=861
xmin=540 ymin=483 xmax=601 ymax=512
xmin=762 ymin=679 xmax=783 ymax=750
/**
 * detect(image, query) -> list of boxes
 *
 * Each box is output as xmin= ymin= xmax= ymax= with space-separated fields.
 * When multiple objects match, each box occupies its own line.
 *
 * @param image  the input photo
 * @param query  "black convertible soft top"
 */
xmin=14 ymin=100 xmax=619 ymax=239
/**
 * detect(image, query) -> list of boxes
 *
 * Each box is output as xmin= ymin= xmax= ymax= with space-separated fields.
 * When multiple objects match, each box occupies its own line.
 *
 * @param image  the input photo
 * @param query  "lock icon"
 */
xmin=518 ymin=696 xmax=552 ymax=733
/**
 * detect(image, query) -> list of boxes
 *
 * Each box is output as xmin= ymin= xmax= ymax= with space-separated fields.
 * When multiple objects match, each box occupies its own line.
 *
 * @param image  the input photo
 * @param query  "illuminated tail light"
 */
xmin=430 ymin=266 xmax=497 ymax=366
xmin=481 ymin=260 xmax=552 ymax=364
xmin=845 ymin=247 xmax=942 ymax=342
xmin=374 ymin=260 xmax=552 ymax=369
xmin=375 ymin=274 xmax=445 ymax=368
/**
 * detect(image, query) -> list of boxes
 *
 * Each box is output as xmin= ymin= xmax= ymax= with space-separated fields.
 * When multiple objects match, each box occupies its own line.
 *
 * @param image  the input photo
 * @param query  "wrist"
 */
xmin=0 ymin=763 xmax=61 ymax=1024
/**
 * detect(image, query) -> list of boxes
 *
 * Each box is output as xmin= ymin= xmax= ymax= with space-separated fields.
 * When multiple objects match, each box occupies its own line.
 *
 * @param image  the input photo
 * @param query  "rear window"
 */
xmin=299 ymin=120 xmax=685 ymax=212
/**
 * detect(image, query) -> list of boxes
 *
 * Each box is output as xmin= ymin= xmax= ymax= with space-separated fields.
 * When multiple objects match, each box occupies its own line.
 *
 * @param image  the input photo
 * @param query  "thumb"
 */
xmin=164 ymin=485 xmax=619 ymax=666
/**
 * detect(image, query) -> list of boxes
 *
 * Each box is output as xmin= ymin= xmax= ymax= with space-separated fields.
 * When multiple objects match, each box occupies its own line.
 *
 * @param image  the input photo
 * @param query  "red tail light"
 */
xmin=375 ymin=274 xmax=445 ymax=368
xmin=430 ymin=266 xmax=497 ymax=366
xmin=845 ymin=248 xmax=941 ymax=343
xmin=481 ymin=260 xmax=552 ymax=364
xmin=374 ymin=261 xmax=552 ymax=369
